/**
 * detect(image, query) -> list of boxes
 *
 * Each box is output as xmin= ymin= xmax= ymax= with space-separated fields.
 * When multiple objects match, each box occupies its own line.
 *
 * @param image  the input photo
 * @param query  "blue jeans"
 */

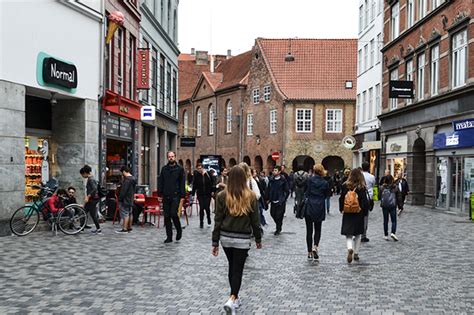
xmin=382 ymin=207 xmax=397 ymax=236
xmin=325 ymin=197 xmax=331 ymax=213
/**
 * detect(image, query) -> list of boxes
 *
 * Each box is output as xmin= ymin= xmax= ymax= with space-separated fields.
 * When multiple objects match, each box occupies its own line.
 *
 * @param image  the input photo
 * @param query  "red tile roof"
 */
xmin=257 ymin=38 xmax=357 ymax=101
xmin=178 ymin=56 xmax=209 ymax=102
xmin=215 ymin=51 xmax=252 ymax=91
xmin=202 ymin=72 xmax=224 ymax=91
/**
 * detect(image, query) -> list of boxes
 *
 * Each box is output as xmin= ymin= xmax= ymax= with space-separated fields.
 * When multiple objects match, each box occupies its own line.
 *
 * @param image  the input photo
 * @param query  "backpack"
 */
xmin=381 ymin=186 xmax=396 ymax=208
xmin=343 ymin=188 xmax=361 ymax=213
xmin=294 ymin=172 xmax=307 ymax=188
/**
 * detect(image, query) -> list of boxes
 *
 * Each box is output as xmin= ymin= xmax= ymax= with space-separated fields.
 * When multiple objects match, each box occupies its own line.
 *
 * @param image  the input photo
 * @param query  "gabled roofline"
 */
xmin=256 ymin=38 xmax=288 ymax=100
xmin=190 ymin=73 xmax=218 ymax=100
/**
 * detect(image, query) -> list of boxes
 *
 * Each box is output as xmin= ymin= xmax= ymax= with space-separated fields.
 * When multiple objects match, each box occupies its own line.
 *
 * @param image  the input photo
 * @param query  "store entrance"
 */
xmin=106 ymin=139 xmax=133 ymax=186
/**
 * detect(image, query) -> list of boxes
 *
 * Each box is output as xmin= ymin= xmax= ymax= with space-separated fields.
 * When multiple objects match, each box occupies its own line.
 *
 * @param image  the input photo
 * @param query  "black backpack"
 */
xmin=381 ymin=186 xmax=396 ymax=208
xmin=294 ymin=172 xmax=307 ymax=188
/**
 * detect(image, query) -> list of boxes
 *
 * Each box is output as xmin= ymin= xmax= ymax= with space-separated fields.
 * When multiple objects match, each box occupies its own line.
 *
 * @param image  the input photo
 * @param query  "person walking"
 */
xmin=266 ymin=165 xmax=289 ymax=235
xmin=116 ymin=166 xmax=136 ymax=234
xmin=251 ymin=167 xmax=267 ymax=227
xmin=395 ymin=172 xmax=409 ymax=216
xmin=216 ymin=167 xmax=229 ymax=194
xmin=380 ymin=175 xmax=399 ymax=241
xmin=339 ymin=168 xmax=370 ymax=263
xmin=158 ymin=151 xmax=185 ymax=243
xmin=212 ymin=166 xmax=262 ymax=314
xmin=361 ymin=162 xmax=375 ymax=242
xmin=304 ymin=164 xmax=329 ymax=260
xmin=333 ymin=170 xmax=341 ymax=195
xmin=293 ymin=166 xmax=309 ymax=215
xmin=192 ymin=163 xmax=214 ymax=228
xmin=79 ymin=165 xmax=101 ymax=234
xmin=322 ymin=170 xmax=334 ymax=213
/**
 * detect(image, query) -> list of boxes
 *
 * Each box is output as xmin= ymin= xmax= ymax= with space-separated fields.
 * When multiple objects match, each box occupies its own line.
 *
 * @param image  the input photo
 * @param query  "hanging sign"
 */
xmin=141 ymin=106 xmax=155 ymax=121
xmin=389 ymin=80 xmax=414 ymax=99
xmin=136 ymin=48 xmax=150 ymax=89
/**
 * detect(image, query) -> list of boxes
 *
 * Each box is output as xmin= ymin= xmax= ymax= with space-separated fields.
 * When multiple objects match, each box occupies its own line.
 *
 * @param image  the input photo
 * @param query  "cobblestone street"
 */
xmin=1 ymin=197 xmax=473 ymax=314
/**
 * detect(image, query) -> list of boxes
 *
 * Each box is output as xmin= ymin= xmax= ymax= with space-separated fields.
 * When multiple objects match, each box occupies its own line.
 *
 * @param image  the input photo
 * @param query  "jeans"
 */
xmin=382 ymin=207 xmax=397 ymax=236
xmin=362 ymin=212 xmax=369 ymax=238
xmin=259 ymin=203 xmax=267 ymax=226
xmin=223 ymin=247 xmax=249 ymax=297
xmin=325 ymin=196 xmax=331 ymax=213
xmin=305 ymin=217 xmax=322 ymax=252
xmin=270 ymin=202 xmax=285 ymax=232
xmin=198 ymin=195 xmax=212 ymax=225
xmin=84 ymin=199 xmax=100 ymax=230
xmin=162 ymin=196 xmax=182 ymax=240
xmin=346 ymin=235 xmax=361 ymax=254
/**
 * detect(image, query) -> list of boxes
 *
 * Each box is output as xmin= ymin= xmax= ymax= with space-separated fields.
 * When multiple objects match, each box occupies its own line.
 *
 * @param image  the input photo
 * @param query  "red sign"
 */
xmin=136 ymin=48 xmax=150 ymax=89
xmin=103 ymin=90 xmax=142 ymax=120
xmin=271 ymin=152 xmax=280 ymax=161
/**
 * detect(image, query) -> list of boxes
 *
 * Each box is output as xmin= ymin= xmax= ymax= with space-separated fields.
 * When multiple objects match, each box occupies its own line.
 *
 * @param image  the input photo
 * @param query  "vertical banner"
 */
xmin=136 ymin=48 xmax=150 ymax=89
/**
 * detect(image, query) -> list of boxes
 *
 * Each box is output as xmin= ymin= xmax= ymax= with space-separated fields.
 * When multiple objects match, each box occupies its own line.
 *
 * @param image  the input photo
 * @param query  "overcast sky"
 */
xmin=178 ymin=0 xmax=359 ymax=55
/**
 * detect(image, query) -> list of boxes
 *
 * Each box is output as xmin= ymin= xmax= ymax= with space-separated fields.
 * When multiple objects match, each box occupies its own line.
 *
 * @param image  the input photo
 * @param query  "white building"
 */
xmin=353 ymin=0 xmax=384 ymax=176
xmin=138 ymin=0 xmax=180 ymax=189
xmin=0 ymin=0 xmax=104 ymax=235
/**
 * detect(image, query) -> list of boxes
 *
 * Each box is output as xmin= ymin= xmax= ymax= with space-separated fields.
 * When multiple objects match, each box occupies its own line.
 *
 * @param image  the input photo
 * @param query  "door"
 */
xmin=463 ymin=157 xmax=474 ymax=212
xmin=449 ymin=157 xmax=463 ymax=211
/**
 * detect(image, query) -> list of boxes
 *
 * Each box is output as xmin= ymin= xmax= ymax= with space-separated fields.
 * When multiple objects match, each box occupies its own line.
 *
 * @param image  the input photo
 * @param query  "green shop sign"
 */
xmin=37 ymin=52 xmax=77 ymax=93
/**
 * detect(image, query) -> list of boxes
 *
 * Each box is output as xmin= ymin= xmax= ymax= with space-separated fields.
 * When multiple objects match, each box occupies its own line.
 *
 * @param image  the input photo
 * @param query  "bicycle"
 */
xmin=10 ymin=185 xmax=88 ymax=236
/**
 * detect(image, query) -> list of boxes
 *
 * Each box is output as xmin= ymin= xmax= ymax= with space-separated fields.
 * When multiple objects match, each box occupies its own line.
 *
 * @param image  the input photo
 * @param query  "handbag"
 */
xmin=295 ymin=198 xmax=307 ymax=219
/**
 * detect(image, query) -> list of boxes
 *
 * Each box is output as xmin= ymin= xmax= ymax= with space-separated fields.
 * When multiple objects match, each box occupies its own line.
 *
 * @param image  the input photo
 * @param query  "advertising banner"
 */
xmin=136 ymin=49 xmax=150 ymax=89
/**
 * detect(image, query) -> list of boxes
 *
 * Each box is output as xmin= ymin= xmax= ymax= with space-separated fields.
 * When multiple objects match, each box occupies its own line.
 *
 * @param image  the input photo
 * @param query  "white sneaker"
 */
xmin=383 ymin=235 xmax=389 ymax=241
xmin=223 ymin=298 xmax=236 ymax=314
xmin=233 ymin=298 xmax=241 ymax=309
xmin=391 ymin=233 xmax=399 ymax=241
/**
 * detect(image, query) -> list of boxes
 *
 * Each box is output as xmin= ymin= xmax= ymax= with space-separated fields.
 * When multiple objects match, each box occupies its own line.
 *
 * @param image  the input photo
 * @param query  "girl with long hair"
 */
xmin=212 ymin=166 xmax=262 ymax=314
xmin=339 ymin=168 xmax=370 ymax=263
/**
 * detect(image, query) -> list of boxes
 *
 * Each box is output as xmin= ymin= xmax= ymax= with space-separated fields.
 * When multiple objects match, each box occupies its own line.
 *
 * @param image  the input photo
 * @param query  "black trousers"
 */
xmin=198 ymin=195 xmax=212 ymax=224
xmin=305 ymin=217 xmax=322 ymax=252
xmin=162 ymin=196 xmax=182 ymax=240
xmin=270 ymin=202 xmax=285 ymax=232
xmin=223 ymin=247 xmax=249 ymax=297
xmin=84 ymin=199 xmax=100 ymax=230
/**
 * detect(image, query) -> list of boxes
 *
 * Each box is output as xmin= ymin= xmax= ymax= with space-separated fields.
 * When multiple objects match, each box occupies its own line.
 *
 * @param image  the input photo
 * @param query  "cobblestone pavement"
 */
xmin=0 ymin=197 xmax=473 ymax=314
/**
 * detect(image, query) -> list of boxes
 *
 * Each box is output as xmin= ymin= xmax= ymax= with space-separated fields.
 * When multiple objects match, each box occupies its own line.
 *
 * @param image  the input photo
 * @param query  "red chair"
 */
xmin=181 ymin=193 xmax=190 ymax=226
xmin=142 ymin=196 xmax=162 ymax=228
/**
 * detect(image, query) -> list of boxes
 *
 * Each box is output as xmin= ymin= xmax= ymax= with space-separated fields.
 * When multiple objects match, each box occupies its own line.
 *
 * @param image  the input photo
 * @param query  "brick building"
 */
xmin=177 ymin=50 xmax=251 ymax=171
xmin=243 ymin=38 xmax=357 ymax=175
xmin=380 ymin=0 xmax=474 ymax=213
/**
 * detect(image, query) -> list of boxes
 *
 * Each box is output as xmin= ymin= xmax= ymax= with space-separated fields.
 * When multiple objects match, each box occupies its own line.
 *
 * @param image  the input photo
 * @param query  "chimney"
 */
xmin=227 ymin=49 xmax=232 ymax=59
xmin=195 ymin=51 xmax=209 ymax=65
xmin=210 ymin=55 xmax=215 ymax=73
xmin=191 ymin=48 xmax=195 ymax=55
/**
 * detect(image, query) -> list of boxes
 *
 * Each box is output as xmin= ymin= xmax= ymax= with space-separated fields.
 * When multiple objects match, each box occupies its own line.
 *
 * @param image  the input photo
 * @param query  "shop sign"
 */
xmin=106 ymin=116 xmax=120 ymax=137
xmin=180 ymin=137 xmax=196 ymax=147
xmin=141 ymin=106 xmax=156 ymax=121
xmin=362 ymin=141 xmax=382 ymax=150
xmin=434 ymin=129 xmax=474 ymax=150
xmin=453 ymin=119 xmax=474 ymax=132
xmin=136 ymin=49 xmax=150 ymax=90
xmin=36 ymin=52 xmax=77 ymax=93
xmin=119 ymin=117 xmax=133 ymax=140
xmin=386 ymin=137 xmax=407 ymax=154
xmin=389 ymin=80 xmax=414 ymax=99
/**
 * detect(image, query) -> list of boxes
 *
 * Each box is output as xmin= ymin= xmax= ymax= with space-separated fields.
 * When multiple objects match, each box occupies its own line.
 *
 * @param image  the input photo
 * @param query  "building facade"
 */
xmin=353 ymin=0 xmax=385 ymax=177
xmin=380 ymin=0 xmax=474 ymax=214
xmin=0 ymin=1 xmax=104 ymax=235
xmin=139 ymin=0 xmax=179 ymax=191
xmin=243 ymin=38 xmax=357 ymax=175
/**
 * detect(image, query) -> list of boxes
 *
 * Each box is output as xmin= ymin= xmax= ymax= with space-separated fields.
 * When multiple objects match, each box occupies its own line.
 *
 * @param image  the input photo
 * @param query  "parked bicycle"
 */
xmin=10 ymin=183 xmax=88 ymax=236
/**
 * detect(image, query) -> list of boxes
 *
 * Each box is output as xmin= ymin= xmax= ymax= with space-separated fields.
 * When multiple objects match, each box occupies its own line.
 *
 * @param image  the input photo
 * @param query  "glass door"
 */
xmin=449 ymin=157 xmax=463 ymax=211
xmin=463 ymin=157 xmax=474 ymax=212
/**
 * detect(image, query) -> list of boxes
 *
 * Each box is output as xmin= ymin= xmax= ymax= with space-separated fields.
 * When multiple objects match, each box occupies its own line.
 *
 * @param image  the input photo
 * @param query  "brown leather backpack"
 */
xmin=343 ymin=188 xmax=361 ymax=213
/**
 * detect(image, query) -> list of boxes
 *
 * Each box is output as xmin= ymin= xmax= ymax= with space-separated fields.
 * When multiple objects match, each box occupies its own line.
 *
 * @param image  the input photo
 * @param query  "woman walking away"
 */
xmin=304 ymin=164 xmax=329 ymax=260
xmin=322 ymin=170 xmax=334 ymax=213
xmin=80 ymin=165 xmax=101 ymax=234
xmin=339 ymin=168 xmax=370 ymax=263
xmin=380 ymin=175 xmax=399 ymax=241
xmin=212 ymin=166 xmax=262 ymax=314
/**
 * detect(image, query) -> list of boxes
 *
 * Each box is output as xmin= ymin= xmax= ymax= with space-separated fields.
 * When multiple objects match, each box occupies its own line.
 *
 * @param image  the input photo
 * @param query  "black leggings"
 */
xmin=198 ymin=195 xmax=212 ymax=224
xmin=305 ymin=217 xmax=322 ymax=252
xmin=84 ymin=200 xmax=100 ymax=230
xmin=223 ymin=247 xmax=249 ymax=297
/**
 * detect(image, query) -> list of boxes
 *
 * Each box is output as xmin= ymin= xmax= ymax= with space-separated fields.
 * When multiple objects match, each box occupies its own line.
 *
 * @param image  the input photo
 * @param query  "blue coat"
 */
xmin=304 ymin=175 xmax=329 ymax=222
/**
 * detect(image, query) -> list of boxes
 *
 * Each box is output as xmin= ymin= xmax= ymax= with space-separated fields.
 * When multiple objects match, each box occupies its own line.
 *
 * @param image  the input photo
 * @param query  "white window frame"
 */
xmin=375 ymin=84 xmax=381 ymax=115
xmin=368 ymin=87 xmax=374 ymax=120
xmin=417 ymin=0 xmax=427 ymax=20
xmin=364 ymin=44 xmax=368 ymax=71
xmin=356 ymin=94 xmax=361 ymax=123
xmin=183 ymin=110 xmax=189 ymax=136
xmin=364 ymin=0 xmax=369 ymax=28
xmin=263 ymin=85 xmax=271 ymax=102
xmin=371 ymin=0 xmax=375 ymax=21
xmin=208 ymin=105 xmax=214 ymax=135
xmin=247 ymin=113 xmax=254 ymax=136
xmin=326 ymin=109 xmax=343 ymax=133
xmin=362 ymin=91 xmax=367 ymax=122
xmin=417 ymin=53 xmax=425 ymax=100
xmin=390 ymin=2 xmax=400 ymax=40
xmin=406 ymin=59 xmax=414 ymax=105
xmin=431 ymin=0 xmax=442 ymax=10
xmin=377 ymin=0 xmax=382 ymax=14
xmin=358 ymin=49 xmax=362 ymax=74
xmin=226 ymin=102 xmax=232 ymax=133
xmin=452 ymin=29 xmax=467 ymax=89
xmin=270 ymin=110 xmax=277 ymax=134
xmin=407 ymin=0 xmax=414 ymax=28
xmin=376 ymin=33 xmax=382 ymax=63
xmin=196 ymin=108 xmax=202 ymax=137
xmin=253 ymin=88 xmax=260 ymax=104
xmin=390 ymin=68 xmax=398 ymax=110
xmin=359 ymin=5 xmax=363 ymax=32
xmin=430 ymin=45 xmax=439 ymax=96
xmin=295 ymin=109 xmax=313 ymax=133
xmin=370 ymin=39 xmax=375 ymax=68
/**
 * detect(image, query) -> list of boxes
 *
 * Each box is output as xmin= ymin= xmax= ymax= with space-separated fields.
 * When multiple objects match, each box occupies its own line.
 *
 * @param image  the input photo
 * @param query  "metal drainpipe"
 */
xmin=214 ymin=94 xmax=218 ymax=155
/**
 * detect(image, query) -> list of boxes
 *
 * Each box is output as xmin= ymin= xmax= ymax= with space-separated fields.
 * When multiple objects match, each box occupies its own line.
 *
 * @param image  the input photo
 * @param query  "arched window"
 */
xmin=226 ymin=101 xmax=232 ymax=133
xmin=196 ymin=107 xmax=202 ymax=137
xmin=208 ymin=104 xmax=214 ymax=135
xmin=183 ymin=110 xmax=189 ymax=136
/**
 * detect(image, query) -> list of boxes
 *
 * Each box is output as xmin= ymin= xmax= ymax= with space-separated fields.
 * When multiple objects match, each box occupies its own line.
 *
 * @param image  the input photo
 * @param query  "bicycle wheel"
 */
xmin=10 ymin=206 xmax=39 ymax=236
xmin=58 ymin=204 xmax=87 ymax=235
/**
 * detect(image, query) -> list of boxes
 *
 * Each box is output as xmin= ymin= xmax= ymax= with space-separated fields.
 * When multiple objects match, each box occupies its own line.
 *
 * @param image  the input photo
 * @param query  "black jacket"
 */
xmin=304 ymin=175 xmax=329 ymax=222
xmin=339 ymin=184 xmax=370 ymax=236
xmin=191 ymin=170 xmax=214 ymax=197
xmin=266 ymin=176 xmax=289 ymax=204
xmin=118 ymin=175 xmax=137 ymax=206
xmin=86 ymin=177 xmax=99 ymax=200
xmin=158 ymin=163 xmax=186 ymax=199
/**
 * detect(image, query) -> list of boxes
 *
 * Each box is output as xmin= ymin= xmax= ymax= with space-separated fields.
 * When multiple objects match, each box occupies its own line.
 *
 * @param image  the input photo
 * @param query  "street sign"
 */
xmin=140 ymin=106 xmax=155 ymax=121
xmin=271 ymin=151 xmax=280 ymax=161
xmin=389 ymin=80 xmax=414 ymax=99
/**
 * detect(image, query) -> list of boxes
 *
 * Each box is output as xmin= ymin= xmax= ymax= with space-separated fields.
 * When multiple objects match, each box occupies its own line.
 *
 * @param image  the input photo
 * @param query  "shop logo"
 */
xmin=119 ymin=105 xmax=129 ymax=114
xmin=390 ymin=143 xmax=402 ymax=152
xmin=141 ymin=106 xmax=155 ymax=121
xmin=42 ymin=57 xmax=78 ymax=89
xmin=446 ymin=134 xmax=459 ymax=146
xmin=453 ymin=119 xmax=474 ymax=131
